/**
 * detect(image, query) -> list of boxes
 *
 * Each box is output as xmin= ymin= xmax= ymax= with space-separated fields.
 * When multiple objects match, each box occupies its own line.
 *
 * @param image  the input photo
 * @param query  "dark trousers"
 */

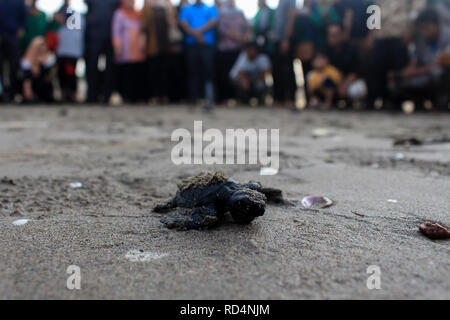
xmin=437 ymin=69 xmax=450 ymax=110
xmin=57 ymin=57 xmax=78 ymax=102
xmin=216 ymin=50 xmax=240 ymax=102
xmin=24 ymin=70 xmax=54 ymax=103
xmin=85 ymin=37 xmax=116 ymax=103
xmin=234 ymin=77 xmax=268 ymax=105
xmin=167 ymin=51 xmax=187 ymax=102
xmin=395 ymin=69 xmax=450 ymax=111
xmin=363 ymin=37 xmax=409 ymax=105
xmin=0 ymin=36 xmax=21 ymax=102
xmin=186 ymin=45 xmax=215 ymax=102
xmin=117 ymin=62 xmax=146 ymax=103
xmin=272 ymin=45 xmax=296 ymax=103
xmin=147 ymin=54 xmax=169 ymax=100
xmin=31 ymin=78 xmax=54 ymax=103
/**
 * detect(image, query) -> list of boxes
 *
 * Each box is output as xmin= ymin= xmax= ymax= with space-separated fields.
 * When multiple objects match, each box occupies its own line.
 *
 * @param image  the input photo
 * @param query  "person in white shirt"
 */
xmin=230 ymin=42 xmax=272 ymax=105
xmin=21 ymin=37 xmax=56 ymax=103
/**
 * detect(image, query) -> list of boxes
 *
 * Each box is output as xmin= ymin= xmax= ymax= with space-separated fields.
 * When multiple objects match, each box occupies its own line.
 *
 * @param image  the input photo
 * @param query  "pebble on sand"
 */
xmin=70 ymin=182 xmax=83 ymax=189
xmin=125 ymin=250 xmax=169 ymax=262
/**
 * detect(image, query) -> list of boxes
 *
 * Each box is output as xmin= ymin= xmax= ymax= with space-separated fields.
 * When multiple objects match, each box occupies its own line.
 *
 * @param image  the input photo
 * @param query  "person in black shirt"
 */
xmin=325 ymin=23 xmax=360 ymax=101
xmin=332 ymin=0 xmax=371 ymax=41
xmin=84 ymin=0 xmax=120 ymax=104
xmin=0 ymin=0 xmax=27 ymax=102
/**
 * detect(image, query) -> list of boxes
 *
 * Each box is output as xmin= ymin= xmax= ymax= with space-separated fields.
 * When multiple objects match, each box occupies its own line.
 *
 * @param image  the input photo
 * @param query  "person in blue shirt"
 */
xmin=0 ymin=0 xmax=27 ymax=103
xmin=179 ymin=0 xmax=218 ymax=109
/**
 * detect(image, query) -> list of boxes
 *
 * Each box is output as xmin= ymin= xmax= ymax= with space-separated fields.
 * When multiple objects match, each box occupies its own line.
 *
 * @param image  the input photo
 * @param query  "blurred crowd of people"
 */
xmin=0 ymin=0 xmax=450 ymax=111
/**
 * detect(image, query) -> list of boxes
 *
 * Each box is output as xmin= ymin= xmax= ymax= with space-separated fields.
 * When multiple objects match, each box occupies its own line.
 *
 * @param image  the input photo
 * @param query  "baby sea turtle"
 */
xmin=154 ymin=172 xmax=282 ymax=230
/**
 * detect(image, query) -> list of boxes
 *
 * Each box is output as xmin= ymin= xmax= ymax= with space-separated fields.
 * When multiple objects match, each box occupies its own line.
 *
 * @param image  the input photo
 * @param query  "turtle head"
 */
xmin=229 ymin=188 xmax=266 ymax=224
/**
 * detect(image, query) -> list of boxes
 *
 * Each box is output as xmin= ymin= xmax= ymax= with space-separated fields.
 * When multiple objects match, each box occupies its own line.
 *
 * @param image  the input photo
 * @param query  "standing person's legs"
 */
xmin=273 ymin=47 xmax=296 ymax=105
xmin=159 ymin=54 xmax=169 ymax=102
xmin=117 ymin=63 xmax=133 ymax=103
xmin=152 ymin=54 xmax=169 ymax=102
xmin=435 ymin=69 xmax=450 ymax=111
xmin=167 ymin=52 xmax=186 ymax=102
xmin=10 ymin=39 xmax=21 ymax=101
xmin=280 ymin=51 xmax=296 ymax=105
xmin=135 ymin=61 xmax=147 ymax=103
xmin=215 ymin=50 xmax=224 ymax=102
xmin=58 ymin=57 xmax=78 ymax=102
xmin=201 ymin=45 xmax=216 ymax=107
xmin=186 ymin=45 xmax=202 ymax=102
xmin=371 ymin=38 xmax=409 ymax=108
xmin=272 ymin=47 xmax=283 ymax=104
xmin=85 ymin=40 xmax=102 ymax=103
xmin=57 ymin=57 xmax=67 ymax=101
xmin=1 ymin=37 xmax=21 ymax=102
xmin=119 ymin=62 xmax=147 ymax=103
xmin=365 ymin=39 xmax=393 ymax=107
xmin=147 ymin=55 xmax=158 ymax=101
xmin=0 ymin=37 xmax=4 ymax=101
xmin=67 ymin=58 xmax=79 ymax=102
xmin=102 ymin=42 xmax=116 ymax=104
xmin=217 ymin=50 xmax=240 ymax=103
xmin=294 ymin=42 xmax=315 ymax=104
xmin=216 ymin=50 xmax=227 ymax=103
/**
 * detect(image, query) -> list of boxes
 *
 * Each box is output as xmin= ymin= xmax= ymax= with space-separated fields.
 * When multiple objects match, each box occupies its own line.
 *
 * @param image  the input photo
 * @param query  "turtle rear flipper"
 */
xmin=260 ymin=188 xmax=284 ymax=204
xmin=160 ymin=205 xmax=220 ymax=231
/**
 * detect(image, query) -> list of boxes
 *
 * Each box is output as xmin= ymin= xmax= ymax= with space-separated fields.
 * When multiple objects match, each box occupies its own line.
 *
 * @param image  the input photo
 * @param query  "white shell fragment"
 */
xmin=260 ymin=167 xmax=278 ymax=176
xmin=387 ymin=199 xmax=398 ymax=203
xmin=125 ymin=250 xmax=169 ymax=262
xmin=301 ymin=196 xmax=334 ymax=209
xmin=70 ymin=182 xmax=83 ymax=189
xmin=312 ymin=128 xmax=333 ymax=138
xmin=13 ymin=219 xmax=29 ymax=226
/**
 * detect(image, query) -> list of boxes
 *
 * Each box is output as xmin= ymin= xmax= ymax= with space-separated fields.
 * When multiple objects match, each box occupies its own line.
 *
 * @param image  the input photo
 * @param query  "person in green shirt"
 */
xmin=21 ymin=0 xmax=48 ymax=51
xmin=253 ymin=0 xmax=276 ymax=54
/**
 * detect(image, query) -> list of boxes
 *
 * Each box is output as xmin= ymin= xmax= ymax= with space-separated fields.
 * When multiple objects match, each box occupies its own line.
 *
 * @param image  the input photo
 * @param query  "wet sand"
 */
xmin=0 ymin=105 xmax=449 ymax=299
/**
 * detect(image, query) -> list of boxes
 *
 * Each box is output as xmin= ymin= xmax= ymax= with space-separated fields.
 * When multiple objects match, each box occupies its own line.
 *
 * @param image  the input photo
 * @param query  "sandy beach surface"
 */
xmin=0 ymin=105 xmax=448 ymax=299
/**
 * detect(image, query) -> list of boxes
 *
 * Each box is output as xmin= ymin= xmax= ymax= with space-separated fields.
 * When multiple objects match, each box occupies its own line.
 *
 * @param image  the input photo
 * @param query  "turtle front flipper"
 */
xmin=242 ymin=182 xmax=284 ymax=204
xmin=153 ymin=198 xmax=177 ymax=213
xmin=160 ymin=205 xmax=220 ymax=231
xmin=242 ymin=182 xmax=262 ymax=191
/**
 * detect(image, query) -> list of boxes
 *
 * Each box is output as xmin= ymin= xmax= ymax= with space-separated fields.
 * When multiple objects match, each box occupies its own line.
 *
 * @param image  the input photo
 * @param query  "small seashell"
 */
xmin=13 ymin=219 xmax=29 ymax=226
xmin=260 ymin=167 xmax=278 ymax=176
xmin=419 ymin=222 xmax=450 ymax=240
xmin=301 ymin=196 xmax=334 ymax=209
xmin=312 ymin=128 xmax=333 ymax=138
